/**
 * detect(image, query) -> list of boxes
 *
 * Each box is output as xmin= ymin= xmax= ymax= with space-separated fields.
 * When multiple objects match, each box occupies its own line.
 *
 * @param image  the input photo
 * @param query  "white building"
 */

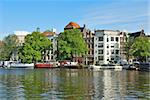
xmin=11 ymin=31 xmax=31 ymax=61
xmin=14 ymin=31 xmax=31 ymax=46
xmin=94 ymin=30 xmax=121 ymax=65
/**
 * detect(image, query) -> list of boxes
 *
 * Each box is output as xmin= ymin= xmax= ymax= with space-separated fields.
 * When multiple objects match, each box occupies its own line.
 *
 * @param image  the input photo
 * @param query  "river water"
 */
xmin=0 ymin=69 xmax=149 ymax=100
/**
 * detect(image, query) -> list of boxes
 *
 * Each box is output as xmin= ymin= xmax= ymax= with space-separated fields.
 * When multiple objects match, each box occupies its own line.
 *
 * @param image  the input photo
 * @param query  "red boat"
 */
xmin=35 ymin=63 xmax=54 ymax=68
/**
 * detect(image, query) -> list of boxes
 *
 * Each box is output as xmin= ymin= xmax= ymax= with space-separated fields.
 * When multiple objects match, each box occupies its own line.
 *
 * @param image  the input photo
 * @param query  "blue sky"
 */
xmin=0 ymin=0 xmax=149 ymax=39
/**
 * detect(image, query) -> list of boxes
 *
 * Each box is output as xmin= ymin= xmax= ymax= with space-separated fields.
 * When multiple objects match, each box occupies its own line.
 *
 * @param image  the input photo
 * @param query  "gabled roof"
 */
xmin=65 ymin=22 xmax=80 ymax=29
xmin=129 ymin=30 xmax=145 ymax=38
xmin=42 ymin=30 xmax=55 ymax=37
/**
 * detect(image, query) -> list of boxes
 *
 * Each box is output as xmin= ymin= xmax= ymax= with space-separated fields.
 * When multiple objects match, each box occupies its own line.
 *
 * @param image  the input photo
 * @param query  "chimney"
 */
xmin=83 ymin=24 xmax=86 ymax=28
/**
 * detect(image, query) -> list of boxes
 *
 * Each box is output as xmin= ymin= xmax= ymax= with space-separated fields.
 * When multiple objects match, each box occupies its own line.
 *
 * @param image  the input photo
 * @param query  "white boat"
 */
xmin=89 ymin=65 xmax=102 ymax=69
xmin=101 ymin=64 xmax=122 ymax=69
xmin=89 ymin=64 xmax=122 ymax=69
xmin=64 ymin=62 xmax=78 ymax=66
xmin=10 ymin=63 xmax=34 ymax=69
xmin=2 ymin=61 xmax=14 ymax=68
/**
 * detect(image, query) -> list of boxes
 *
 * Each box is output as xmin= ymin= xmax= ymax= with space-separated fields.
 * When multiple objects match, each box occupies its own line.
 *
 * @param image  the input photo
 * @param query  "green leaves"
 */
xmin=132 ymin=36 xmax=150 ymax=59
xmin=125 ymin=35 xmax=150 ymax=62
xmin=57 ymin=29 xmax=88 ymax=60
xmin=19 ymin=31 xmax=52 ymax=63
xmin=0 ymin=34 xmax=19 ymax=61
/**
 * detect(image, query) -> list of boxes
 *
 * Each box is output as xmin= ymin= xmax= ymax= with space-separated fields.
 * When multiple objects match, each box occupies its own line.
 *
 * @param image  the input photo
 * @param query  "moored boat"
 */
xmin=59 ymin=60 xmax=79 ymax=68
xmin=100 ymin=64 xmax=122 ymax=69
xmin=10 ymin=63 xmax=34 ymax=69
xmin=89 ymin=64 xmax=122 ymax=69
xmin=35 ymin=62 xmax=58 ymax=68
xmin=89 ymin=65 xmax=102 ymax=69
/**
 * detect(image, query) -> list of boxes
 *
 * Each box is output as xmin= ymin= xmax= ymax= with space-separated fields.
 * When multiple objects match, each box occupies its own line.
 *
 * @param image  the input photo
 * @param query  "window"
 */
xmin=98 ymin=37 xmax=103 ymax=41
xmin=51 ymin=50 xmax=53 ymax=54
xmin=98 ymin=43 xmax=103 ymax=48
xmin=111 ymin=57 xmax=114 ymax=60
xmin=111 ymin=45 xmax=114 ymax=48
xmin=95 ymin=44 xmax=97 ymax=47
xmin=111 ymin=50 xmax=114 ymax=54
xmin=92 ymin=50 xmax=94 ymax=54
xmin=107 ymin=50 xmax=109 ymax=55
xmin=107 ymin=38 xmax=109 ymax=42
xmin=95 ymin=50 xmax=97 ymax=53
xmin=98 ymin=56 xmax=103 ymax=60
xmin=107 ymin=45 xmax=109 ymax=48
xmin=111 ymin=37 xmax=114 ymax=41
xmin=92 ymin=44 xmax=94 ymax=48
xmin=116 ymin=37 xmax=118 ymax=42
xmin=95 ymin=57 xmax=97 ymax=60
xmin=98 ymin=50 xmax=103 ymax=54
xmin=116 ymin=50 xmax=119 ymax=54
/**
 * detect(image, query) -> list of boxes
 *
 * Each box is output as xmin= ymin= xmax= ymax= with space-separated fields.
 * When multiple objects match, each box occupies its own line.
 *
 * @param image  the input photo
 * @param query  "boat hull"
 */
xmin=35 ymin=63 xmax=54 ymax=68
xmin=10 ymin=63 xmax=34 ymax=69
xmin=89 ymin=64 xmax=122 ymax=69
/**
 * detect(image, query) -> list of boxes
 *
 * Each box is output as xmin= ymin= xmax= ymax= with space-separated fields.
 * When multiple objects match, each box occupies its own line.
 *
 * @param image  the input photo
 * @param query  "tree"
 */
xmin=57 ymin=29 xmax=88 ymax=60
xmin=131 ymin=36 xmax=150 ymax=62
xmin=0 ymin=34 xmax=19 ymax=61
xmin=18 ymin=31 xmax=52 ymax=63
xmin=124 ymin=36 xmax=134 ymax=63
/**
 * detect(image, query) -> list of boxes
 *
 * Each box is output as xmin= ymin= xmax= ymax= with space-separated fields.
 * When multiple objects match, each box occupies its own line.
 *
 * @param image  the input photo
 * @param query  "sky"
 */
xmin=0 ymin=0 xmax=149 ymax=40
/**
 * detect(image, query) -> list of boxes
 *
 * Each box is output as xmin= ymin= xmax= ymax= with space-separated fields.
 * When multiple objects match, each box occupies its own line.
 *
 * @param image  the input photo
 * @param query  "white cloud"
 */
xmin=78 ymin=0 xmax=149 ymax=33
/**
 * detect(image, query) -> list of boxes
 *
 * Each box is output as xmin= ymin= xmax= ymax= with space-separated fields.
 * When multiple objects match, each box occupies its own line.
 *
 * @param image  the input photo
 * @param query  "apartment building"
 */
xmin=42 ymin=29 xmax=58 ymax=61
xmin=94 ymin=30 xmax=121 ymax=65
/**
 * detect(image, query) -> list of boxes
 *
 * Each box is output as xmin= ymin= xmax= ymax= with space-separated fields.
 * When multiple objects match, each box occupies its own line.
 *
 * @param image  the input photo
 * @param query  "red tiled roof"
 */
xmin=42 ymin=31 xmax=55 ymax=37
xmin=65 ymin=22 xmax=80 ymax=28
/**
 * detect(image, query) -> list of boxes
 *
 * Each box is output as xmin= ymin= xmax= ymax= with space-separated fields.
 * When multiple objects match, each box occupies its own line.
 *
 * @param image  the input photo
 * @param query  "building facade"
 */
xmin=11 ymin=31 xmax=30 ymax=61
xmin=42 ymin=29 xmax=58 ymax=62
xmin=94 ymin=30 xmax=121 ymax=65
xmin=119 ymin=31 xmax=127 ymax=62
xmin=14 ymin=31 xmax=31 ymax=46
xmin=64 ymin=22 xmax=94 ymax=65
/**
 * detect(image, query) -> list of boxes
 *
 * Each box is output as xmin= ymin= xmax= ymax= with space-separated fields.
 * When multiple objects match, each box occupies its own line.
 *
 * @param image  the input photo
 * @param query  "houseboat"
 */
xmin=35 ymin=62 xmax=58 ymax=68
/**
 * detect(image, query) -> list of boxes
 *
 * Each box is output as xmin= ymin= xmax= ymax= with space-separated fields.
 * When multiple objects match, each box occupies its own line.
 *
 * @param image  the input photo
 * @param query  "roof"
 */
xmin=129 ymin=30 xmax=145 ymax=38
xmin=65 ymin=22 xmax=80 ymax=29
xmin=42 ymin=30 xmax=55 ymax=37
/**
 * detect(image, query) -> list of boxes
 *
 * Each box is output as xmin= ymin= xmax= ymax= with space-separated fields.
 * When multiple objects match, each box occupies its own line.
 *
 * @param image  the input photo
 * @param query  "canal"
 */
xmin=0 ymin=69 xmax=149 ymax=100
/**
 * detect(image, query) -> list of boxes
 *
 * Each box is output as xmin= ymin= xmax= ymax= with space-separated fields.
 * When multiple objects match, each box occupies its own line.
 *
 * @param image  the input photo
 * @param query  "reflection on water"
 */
xmin=0 ymin=69 xmax=149 ymax=99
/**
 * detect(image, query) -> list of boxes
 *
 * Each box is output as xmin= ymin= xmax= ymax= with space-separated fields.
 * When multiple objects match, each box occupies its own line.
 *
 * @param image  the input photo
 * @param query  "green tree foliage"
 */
xmin=0 ymin=34 xmax=19 ymax=61
xmin=124 ymin=36 xmax=134 ymax=63
xmin=19 ymin=31 xmax=51 ymax=63
xmin=131 ymin=36 xmax=150 ymax=62
xmin=57 ymin=29 xmax=88 ymax=60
